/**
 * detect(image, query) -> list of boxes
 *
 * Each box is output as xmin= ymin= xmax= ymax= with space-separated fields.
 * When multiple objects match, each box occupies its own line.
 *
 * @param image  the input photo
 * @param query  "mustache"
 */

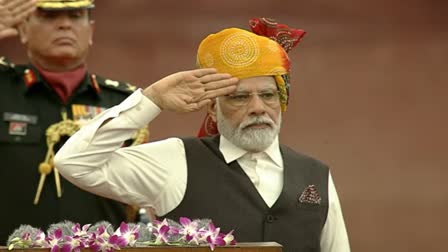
xmin=239 ymin=116 xmax=274 ymax=130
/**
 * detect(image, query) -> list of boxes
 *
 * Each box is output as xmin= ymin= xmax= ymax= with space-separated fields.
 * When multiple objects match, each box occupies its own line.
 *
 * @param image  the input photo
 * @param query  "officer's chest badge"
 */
xmin=72 ymin=104 xmax=107 ymax=126
xmin=9 ymin=122 xmax=27 ymax=136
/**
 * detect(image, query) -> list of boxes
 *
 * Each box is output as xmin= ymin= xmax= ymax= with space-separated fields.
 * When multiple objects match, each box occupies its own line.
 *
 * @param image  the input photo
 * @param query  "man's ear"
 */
xmin=17 ymin=23 xmax=28 ymax=44
xmin=207 ymin=98 xmax=218 ymax=122
xmin=88 ymin=20 xmax=95 ymax=46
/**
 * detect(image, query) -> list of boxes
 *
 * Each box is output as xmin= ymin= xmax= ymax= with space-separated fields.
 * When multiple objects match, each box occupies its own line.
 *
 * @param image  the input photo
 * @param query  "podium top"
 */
xmin=1 ymin=242 xmax=282 ymax=252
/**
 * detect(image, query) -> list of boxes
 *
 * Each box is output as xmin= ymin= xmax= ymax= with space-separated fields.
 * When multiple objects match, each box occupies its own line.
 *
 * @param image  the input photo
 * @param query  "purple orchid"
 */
xmin=72 ymin=223 xmax=91 ymax=237
xmin=88 ymin=234 xmax=120 ymax=252
xmin=222 ymin=230 xmax=237 ymax=245
xmin=33 ymin=230 xmax=50 ymax=247
xmin=151 ymin=219 xmax=171 ymax=245
xmin=61 ymin=235 xmax=85 ymax=252
xmin=91 ymin=224 xmax=111 ymax=241
xmin=46 ymin=228 xmax=64 ymax=252
xmin=112 ymin=222 xmax=140 ymax=246
xmin=203 ymin=223 xmax=226 ymax=251
xmin=108 ymin=234 xmax=128 ymax=248
xmin=88 ymin=224 xmax=122 ymax=252
xmin=178 ymin=217 xmax=201 ymax=244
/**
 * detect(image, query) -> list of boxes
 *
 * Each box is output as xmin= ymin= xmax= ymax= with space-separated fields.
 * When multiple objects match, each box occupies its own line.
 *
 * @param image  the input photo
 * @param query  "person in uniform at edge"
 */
xmin=0 ymin=0 xmax=148 ymax=244
xmin=54 ymin=18 xmax=350 ymax=252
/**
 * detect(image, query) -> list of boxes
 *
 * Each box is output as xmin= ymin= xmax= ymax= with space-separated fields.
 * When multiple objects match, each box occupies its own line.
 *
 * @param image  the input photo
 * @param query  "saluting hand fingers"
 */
xmin=9 ymin=0 xmax=37 ymax=22
xmin=0 ymin=28 xmax=18 ymax=39
xmin=202 ymin=76 xmax=238 ymax=92
xmin=192 ymin=68 xmax=217 ymax=78
xmin=4 ymin=0 xmax=35 ymax=11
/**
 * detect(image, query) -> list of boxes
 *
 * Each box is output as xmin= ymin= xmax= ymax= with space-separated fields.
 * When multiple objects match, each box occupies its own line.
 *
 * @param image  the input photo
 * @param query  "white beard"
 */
xmin=216 ymin=102 xmax=281 ymax=152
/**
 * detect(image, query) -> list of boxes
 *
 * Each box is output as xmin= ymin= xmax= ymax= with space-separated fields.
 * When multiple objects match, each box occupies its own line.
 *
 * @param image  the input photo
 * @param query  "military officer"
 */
xmin=0 ymin=0 xmax=145 ymax=244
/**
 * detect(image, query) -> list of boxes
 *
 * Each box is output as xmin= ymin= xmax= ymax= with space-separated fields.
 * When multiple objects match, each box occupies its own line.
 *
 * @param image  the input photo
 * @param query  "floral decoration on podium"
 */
xmin=7 ymin=218 xmax=236 ymax=251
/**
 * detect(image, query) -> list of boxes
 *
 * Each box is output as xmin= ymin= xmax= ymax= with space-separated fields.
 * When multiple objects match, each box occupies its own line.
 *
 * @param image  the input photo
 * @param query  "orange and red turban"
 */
xmin=197 ymin=18 xmax=306 ymax=137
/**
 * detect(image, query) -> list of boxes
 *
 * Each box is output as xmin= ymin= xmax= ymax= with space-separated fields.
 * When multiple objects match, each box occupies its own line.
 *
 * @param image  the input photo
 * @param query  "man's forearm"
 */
xmin=54 ymin=90 xmax=161 ymax=202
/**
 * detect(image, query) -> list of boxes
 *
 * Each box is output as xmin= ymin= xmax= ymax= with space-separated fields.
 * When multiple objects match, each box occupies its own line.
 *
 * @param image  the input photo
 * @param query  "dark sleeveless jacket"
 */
xmin=163 ymin=136 xmax=330 ymax=252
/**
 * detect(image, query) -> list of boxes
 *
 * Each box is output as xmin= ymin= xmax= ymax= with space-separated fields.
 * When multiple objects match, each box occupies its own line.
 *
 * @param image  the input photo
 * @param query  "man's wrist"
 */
xmin=142 ymin=85 xmax=163 ymax=110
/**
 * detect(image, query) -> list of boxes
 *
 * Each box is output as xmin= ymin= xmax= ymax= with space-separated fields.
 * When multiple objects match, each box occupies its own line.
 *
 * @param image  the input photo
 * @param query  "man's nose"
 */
xmin=56 ymin=15 xmax=73 ymax=29
xmin=247 ymin=94 xmax=267 ymax=115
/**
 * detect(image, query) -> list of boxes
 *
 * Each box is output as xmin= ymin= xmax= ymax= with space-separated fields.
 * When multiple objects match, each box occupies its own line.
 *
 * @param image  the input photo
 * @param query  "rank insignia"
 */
xmin=24 ymin=69 xmax=37 ymax=87
xmin=105 ymin=79 xmax=120 ymax=87
xmin=0 ymin=57 xmax=12 ymax=67
xmin=126 ymin=83 xmax=137 ymax=92
xmin=90 ymin=74 xmax=101 ymax=94
xmin=9 ymin=122 xmax=27 ymax=136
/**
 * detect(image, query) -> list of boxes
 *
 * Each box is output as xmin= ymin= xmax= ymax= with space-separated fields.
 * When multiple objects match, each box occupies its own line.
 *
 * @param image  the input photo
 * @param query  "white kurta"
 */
xmin=55 ymin=89 xmax=350 ymax=252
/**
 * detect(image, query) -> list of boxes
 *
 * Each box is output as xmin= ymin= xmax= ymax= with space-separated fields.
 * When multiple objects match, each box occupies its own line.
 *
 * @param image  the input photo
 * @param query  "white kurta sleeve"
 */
xmin=320 ymin=172 xmax=351 ymax=252
xmin=54 ymin=89 xmax=188 ymax=216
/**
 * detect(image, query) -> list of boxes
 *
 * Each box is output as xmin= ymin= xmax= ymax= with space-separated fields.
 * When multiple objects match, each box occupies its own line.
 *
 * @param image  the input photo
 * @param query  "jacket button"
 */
xmin=266 ymin=215 xmax=275 ymax=223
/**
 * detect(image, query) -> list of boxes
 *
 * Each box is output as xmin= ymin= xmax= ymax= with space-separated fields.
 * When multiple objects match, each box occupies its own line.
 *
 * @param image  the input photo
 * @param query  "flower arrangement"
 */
xmin=7 ymin=218 xmax=236 ymax=251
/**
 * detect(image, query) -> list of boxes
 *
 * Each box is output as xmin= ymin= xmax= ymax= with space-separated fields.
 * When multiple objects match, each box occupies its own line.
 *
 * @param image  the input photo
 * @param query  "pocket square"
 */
xmin=298 ymin=184 xmax=321 ymax=205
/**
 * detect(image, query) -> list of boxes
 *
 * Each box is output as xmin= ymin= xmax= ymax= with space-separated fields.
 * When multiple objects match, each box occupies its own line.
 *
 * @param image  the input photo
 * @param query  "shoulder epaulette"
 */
xmin=93 ymin=74 xmax=138 ymax=94
xmin=0 ymin=57 xmax=15 ymax=70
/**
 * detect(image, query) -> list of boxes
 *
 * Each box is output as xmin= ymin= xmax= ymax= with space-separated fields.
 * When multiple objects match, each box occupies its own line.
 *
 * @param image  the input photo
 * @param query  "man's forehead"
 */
xmin=236 ymin=76 xmax=277 ymax=91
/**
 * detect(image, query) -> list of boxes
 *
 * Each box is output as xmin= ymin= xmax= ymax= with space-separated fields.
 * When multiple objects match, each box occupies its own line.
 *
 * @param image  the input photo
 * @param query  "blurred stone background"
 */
xmin=1 ymin=0 xmax=447 ymax=251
